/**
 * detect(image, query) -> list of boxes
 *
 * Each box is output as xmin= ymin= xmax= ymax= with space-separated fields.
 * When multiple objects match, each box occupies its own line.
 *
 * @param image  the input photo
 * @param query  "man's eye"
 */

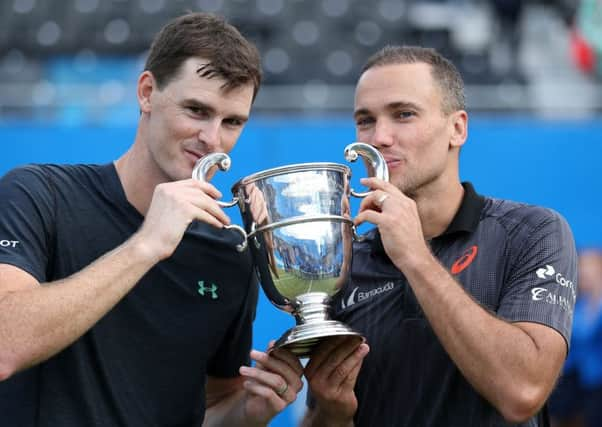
xmin=188 ymin=106 xmax=207 ymax=116
xmin=356 ymin=117 xmax=373 ymax=126
xmin=224 ymin=118 xmax=243 ymax=127
xmin=397 ymin=111 xmax=415 ymax=119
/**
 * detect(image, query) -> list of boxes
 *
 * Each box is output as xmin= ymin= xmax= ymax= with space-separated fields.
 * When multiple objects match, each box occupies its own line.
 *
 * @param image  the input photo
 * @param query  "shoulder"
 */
xmin=481 ymin=197 xmax=572 ymax=242
xmin=3 ymin=163 xmax=112 ymax=192
xmin=480 ymin=197 xmax=576 ymax=281
xmin=2 ymin=163 xmax=105 ymax=182
xmin=2 ymin=164 xmax=51 ymax=181
xmin=0 ymin=164 xmax=56 ymax=198
xmin=1 ymin=164 xmax=116 ymax=212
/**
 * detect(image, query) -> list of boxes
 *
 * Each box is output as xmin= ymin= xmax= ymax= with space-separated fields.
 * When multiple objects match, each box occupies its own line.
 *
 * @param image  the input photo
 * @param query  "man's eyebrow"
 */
xmin=181 ymin=98 xmax=249 ymax=122
xmin=228 ymin=113 xmax=249 ymax=123
xmin=181 ymin=99 xmax=215 ymax=112
xmin=353 ymin=108 xmax=371 ymax=119
xmin=354 ymin=101 xmax=423 ymax=119
xmin=386 ymin=101 xmax=422 ymax=112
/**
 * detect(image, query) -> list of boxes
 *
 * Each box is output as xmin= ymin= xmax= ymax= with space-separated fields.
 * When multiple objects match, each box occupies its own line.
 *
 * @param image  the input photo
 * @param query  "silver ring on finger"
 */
xmin=276 ymin=381 xmax=288 ymax=397
xmin=375 ymin=193 xmax=389 ymax=208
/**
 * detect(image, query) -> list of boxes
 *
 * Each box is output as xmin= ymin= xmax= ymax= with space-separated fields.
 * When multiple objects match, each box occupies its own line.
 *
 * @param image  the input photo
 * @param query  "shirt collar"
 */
xmin=442 ymin=181 xmax=485 ymax=235
xmin=371 ymin=182 xmax=485 ymax=254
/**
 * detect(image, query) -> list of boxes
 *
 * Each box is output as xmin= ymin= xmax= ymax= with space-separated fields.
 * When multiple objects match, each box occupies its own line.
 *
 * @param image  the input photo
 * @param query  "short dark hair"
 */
xmin=361 ymin=45 xmax=465 ymax=114
xmin=144 ymin=12 xmax=262 ymax=101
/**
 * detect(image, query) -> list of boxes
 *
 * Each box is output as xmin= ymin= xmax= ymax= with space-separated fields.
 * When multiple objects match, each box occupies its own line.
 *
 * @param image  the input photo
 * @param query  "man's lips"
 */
xmin=384 ymin=158 xmax=402 ymax=168
xmin=184 ymin=149 xmax=205 ymax=163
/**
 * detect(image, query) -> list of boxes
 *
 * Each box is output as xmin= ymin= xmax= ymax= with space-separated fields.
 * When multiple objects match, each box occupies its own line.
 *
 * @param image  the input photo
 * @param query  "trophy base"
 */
xmin=273 ymin=320 xmax=363 ymax=358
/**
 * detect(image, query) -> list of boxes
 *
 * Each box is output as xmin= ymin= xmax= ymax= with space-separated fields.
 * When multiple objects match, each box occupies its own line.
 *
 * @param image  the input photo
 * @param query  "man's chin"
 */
xmin=396 ymin=180 xmax=417 ymax=198
xmin=171 ymin=167 xmax=195 ymax=182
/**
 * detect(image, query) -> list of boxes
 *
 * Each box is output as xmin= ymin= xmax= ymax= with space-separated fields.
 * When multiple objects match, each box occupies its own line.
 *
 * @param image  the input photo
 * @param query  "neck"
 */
xmin=415 ymin=179 xmax=464 ymax=240
xmin=114 ymin=130 xmax=162 ymax=216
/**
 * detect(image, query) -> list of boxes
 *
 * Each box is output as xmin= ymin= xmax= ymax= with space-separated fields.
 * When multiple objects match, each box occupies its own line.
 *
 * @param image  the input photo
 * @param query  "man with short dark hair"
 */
xmin=301 ymin=45 xmax=577 ymax=427
xmin=0 ymin=12 xmax=303 ymax=426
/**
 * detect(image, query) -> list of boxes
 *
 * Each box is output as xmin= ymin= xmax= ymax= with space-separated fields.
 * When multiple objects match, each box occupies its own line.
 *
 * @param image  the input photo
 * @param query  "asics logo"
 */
xmin=451 ymin=245 xmax=478 ymax=275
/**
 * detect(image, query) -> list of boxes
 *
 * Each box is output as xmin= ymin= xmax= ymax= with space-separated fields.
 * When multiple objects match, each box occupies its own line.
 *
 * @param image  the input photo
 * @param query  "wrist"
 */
xmin=392 ymin=241 xmax=434 ymax=274
xmin=312 ymin=406 xmax=354 ymax=427
xmin=125 ymin=232 xmax=167 ymax=266
xmin=240 ymin=402 xmax=269 ymax=427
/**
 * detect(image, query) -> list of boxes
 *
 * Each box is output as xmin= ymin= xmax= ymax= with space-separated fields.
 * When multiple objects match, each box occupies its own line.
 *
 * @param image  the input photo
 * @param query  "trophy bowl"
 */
xmin=192 ymin=143 xmax=388 ymax=357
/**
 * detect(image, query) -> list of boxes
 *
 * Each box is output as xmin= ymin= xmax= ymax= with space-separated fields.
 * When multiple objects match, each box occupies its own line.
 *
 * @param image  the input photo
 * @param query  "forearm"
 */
xmin=401 ymin=254 xmax=554 ymax=420
xmin=0 ymin=232 xmax=159 ymax=377
xmin=300 ymin=407 xmax=354 ymax=427
xmin=203 ymin=390 xmax=264 ymax=427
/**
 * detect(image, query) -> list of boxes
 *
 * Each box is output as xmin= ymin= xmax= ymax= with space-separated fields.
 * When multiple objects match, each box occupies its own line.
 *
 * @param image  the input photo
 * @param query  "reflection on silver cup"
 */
xmin=192 ymin=143 xmax=388 ymax=357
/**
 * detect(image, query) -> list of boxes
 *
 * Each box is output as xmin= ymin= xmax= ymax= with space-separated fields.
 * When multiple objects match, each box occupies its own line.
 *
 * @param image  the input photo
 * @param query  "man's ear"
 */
xmin=137 ymin=71 xmax=155 ymax=113
xmin=449 ymin=110 xmax=468 ymax=149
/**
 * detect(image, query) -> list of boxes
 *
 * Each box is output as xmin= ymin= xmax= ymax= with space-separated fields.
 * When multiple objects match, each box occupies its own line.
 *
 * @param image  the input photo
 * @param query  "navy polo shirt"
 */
xmin=332 ymin=182 xmax=577 ymax=427
xmin=0 ymin=164 xmax=258 ymax=427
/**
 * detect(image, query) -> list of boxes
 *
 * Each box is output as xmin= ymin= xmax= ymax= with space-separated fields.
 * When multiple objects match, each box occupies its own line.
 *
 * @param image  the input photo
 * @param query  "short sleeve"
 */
xmin=497 ymin=208 xmax=577 ymax=348
xmin=0 ymin=165 xmax=56 ymax=282
xmin=207 ymin=276 xmax=259 ymax=377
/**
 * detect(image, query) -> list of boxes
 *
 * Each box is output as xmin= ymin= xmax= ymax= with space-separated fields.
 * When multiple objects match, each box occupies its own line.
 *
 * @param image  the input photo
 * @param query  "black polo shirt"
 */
xmin=0 ymin=164 xmax=258 ymax=427
xmin=332 ymin=182 xmax=577 ymax=427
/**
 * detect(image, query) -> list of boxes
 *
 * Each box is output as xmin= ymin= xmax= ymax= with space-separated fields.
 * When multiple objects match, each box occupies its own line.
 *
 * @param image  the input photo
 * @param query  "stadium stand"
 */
xmin=0 ymin=0 xmax=599 ymax=121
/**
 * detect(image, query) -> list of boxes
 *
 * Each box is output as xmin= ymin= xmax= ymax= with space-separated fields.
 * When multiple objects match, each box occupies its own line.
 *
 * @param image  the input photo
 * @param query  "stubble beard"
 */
xmin=396 ymin=170 xmax=439 ymax=201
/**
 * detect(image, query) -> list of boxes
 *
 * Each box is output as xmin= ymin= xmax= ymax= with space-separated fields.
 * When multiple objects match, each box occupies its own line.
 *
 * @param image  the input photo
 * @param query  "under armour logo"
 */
xmin=198 ymin=281 xmax=218 ymax=299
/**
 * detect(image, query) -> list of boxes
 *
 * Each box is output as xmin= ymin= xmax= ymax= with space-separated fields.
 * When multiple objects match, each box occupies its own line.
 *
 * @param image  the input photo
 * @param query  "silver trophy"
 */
xmin=192 ymin=143 xmax=388 ymax=357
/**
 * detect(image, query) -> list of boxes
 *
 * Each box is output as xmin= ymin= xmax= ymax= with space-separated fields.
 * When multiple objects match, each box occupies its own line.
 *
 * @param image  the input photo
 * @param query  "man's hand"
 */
xmin=354 ymin=177 xmax=430 ymax=271
xmin=204 ymin=345 xmax=303 ymax=427
xmin=303 ymin=336 xmax=369 ymax=426
xmin=136 ymin=179 xmax=231 ymax=261
xmin=238 ymin=345 xmax=304 ymax=425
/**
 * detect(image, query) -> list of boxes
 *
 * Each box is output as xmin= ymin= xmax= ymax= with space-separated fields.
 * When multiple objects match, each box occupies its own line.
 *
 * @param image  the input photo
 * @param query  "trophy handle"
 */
xmin=351 ymin=224 xmax=365 ymax=242
xmin=192 ymin=153 xmax=239 ymax=208
xmin=192 ymin=153 xmax=248 ymax=252
xmin=344 ymin=142 xmax=389 ymax=198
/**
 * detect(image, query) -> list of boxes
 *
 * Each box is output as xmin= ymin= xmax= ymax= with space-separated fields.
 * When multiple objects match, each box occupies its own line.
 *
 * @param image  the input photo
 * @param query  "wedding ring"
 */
xmin=375 ymin=193 xmax=389 ymax=208
xmin=276 ymin=382 xmax=288 ymax=396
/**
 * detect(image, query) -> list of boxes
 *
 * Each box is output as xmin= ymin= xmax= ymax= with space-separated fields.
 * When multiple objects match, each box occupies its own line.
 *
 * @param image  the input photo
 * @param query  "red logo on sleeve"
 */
xmin=451 ymin=245 xmax=478 ymax=275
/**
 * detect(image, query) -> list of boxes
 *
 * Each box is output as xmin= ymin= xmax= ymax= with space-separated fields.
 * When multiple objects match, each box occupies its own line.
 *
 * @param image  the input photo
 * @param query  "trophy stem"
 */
xmin=293 ymin=292 xmax=332 ymax=324
xmin=273 ymin=292 xmax=363 ymax=358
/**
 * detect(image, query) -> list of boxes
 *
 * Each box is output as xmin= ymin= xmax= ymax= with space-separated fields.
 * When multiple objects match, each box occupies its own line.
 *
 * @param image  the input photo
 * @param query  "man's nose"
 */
xmin=198 ymin=119 xmax=221 ymax=151
xmin=370 ymin=120 xmax=394 ymax=147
